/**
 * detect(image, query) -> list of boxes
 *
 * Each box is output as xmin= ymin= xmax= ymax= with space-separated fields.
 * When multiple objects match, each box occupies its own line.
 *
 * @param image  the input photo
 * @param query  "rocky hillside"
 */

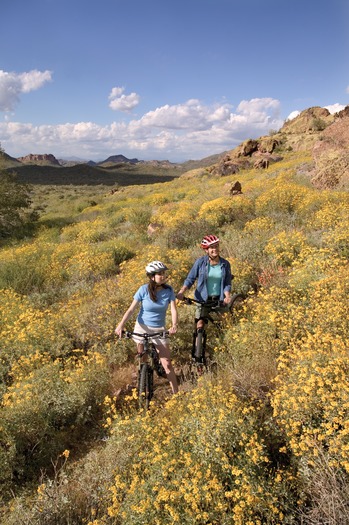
xmin=311 ymin=106 xmax=349 ymax=189
xmin=207 ymin=105 xmax=349 ymax=190
xmin=0 ymin=150 xmax=21 ymax=168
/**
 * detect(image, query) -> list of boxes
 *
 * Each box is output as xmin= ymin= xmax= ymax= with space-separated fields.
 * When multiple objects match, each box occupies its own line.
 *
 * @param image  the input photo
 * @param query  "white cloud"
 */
xmin=0 ymin=97 xmax=285 ymax=161
xmin=132 ymin=99 xmax=233 ymax=131
xmin=324 ymin=103 xmax=345 ymax=114
xmin=0 ymin=69 xmax=52 ymax=111
xmin=237 ymin=97 xmax=280 ymax=118
xmin=286 ymin=110 xmax=301 ymax=121
xmin=346 ymin=86 xmax=349 ymax=94
xmin=108 ymin=86 xmax=140 ymax=112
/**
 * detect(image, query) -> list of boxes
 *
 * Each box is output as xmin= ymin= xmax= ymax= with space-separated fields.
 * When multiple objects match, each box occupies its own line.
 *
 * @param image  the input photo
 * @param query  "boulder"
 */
xmin=253 ymin=157 xmax=269 ymax=169
xmin=147 ymin=223 xmax=162 ymax=236
xmin=229 ymin=181 xmax=243 ymax=195
xmin=235 ymin=139 xmax=259 ymax=157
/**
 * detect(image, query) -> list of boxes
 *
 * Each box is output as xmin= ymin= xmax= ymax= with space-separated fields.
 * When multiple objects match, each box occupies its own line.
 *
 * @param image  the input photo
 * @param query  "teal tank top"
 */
xmin=207 ymin=264 xmax=222 ymax=296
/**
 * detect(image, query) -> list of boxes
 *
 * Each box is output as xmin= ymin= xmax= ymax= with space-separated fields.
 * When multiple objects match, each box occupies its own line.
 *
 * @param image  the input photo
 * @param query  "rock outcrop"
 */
xmin=311 ymin=107 xmax=349 ymax=189
xmin=211 ymin=136 xmax=282 ymax=176
xmin=18 ymin=153 xmax=61 ymax=166
xmin=277 ymin=106 xmax=336 ymax=152
xmin=282 ymin=106 xmax=334 ymax=134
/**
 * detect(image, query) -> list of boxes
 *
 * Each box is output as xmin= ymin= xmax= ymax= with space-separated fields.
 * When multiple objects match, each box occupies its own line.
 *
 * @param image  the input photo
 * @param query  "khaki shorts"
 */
xmin=195 ymin=303 xmax=229 ymax=322
xmin=132 ymin=321 xmax=168 ymax=347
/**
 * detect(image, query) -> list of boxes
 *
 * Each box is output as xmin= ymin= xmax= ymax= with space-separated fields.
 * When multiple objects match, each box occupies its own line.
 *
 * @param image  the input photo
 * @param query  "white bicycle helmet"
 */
xmin=145 ymin=260 xmax=168 ymax=275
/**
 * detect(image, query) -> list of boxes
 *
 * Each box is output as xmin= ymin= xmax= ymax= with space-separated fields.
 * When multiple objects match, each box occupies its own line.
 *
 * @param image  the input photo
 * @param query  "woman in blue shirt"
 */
xmin=115 ymin=261 xmax=178 ymax=394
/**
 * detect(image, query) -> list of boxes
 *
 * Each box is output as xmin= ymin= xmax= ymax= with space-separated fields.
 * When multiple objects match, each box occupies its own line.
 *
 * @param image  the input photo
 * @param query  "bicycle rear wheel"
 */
xmin=138 ymin=363 xmax=153 ymax=410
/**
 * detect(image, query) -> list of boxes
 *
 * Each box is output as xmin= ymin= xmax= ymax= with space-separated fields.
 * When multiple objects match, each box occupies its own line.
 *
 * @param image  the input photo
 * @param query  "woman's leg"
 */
xmin=136 ymin=342 xmax=144 ymax=354
xmin=156 ymin=341 xmax=178 ymax=394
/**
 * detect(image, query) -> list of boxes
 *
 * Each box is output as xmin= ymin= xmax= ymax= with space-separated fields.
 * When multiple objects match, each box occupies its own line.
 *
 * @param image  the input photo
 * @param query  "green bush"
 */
xmin=0 ymin=170 xmax=38 ymax=239
xmin=112 ymin=244 xmax=135 ymax=267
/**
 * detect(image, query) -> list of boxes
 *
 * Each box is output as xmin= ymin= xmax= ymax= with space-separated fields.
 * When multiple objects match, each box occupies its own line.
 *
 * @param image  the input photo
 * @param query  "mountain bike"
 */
xmin=179 ymin=294 xmax=245 ymax=380
xmin=123 ymin=330 xmax=168 ymax=410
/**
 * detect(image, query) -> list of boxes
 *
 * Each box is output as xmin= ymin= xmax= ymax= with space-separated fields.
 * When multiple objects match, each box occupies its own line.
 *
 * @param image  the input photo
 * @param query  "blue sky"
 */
xmin=1 ymin=0 xmax=348 ymax=162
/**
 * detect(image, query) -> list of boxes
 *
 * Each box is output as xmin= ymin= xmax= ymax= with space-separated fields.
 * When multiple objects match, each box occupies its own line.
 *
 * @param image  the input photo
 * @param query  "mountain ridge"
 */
xmin=1 ymin=105 xmax=349 ymax=189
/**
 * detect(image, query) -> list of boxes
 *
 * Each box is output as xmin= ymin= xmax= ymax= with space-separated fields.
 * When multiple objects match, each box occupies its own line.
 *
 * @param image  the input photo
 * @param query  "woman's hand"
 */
xmin=115 ymin=324 xmax=124 ymax=338
xmin=223 ymin=294 xmax=232 ymax=305
xmin=169 ymin=324 xmax=177 ymax=335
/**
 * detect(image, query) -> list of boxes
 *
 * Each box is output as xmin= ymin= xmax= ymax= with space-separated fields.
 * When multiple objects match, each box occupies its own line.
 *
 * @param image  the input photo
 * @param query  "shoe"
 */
xmin=156 ymin=363 xmax=167 ymax=378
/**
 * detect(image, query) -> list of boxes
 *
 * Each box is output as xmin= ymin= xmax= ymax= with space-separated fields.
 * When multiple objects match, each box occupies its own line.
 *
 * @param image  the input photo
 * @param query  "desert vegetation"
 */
xmin=0 ymin=147 xmax=348 ymax=524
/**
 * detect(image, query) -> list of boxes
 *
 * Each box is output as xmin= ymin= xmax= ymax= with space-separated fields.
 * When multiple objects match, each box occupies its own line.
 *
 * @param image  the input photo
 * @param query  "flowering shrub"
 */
xmin=264 ymin=230 xmax=307 ymax=266
xmin=1 ymin=150 xmax=349 ymax=523
xmin=0 ymin=289 xmax=68 ymax=389
xmin=198 ymin=196 xmax=254 ymax=227
xmin=60 ymin=218 xmax=111 ymax=243
xmin=288 ymin=247 xmax=346 ymax=292
xmin=309 ymin=200 xmax=349 ymax=230
xmin=151 ymin=201 xmax=199 ymax=228
xmin=244 ymin=216 xmax=276 ymax=235
xmin=227 ymin=257 xmax=257 ymax=294
xmin=1 ymin=350 xmax=110 ymax=487
xmin=255 ymin=180 xmax=309 ymax=216
xmin=0 ymin=242 xmax=53 ymax=294
xmin=105 ymin=380 xmax=297 ymax=525
xmin=323 ymin=224 xmax=349 ymax=258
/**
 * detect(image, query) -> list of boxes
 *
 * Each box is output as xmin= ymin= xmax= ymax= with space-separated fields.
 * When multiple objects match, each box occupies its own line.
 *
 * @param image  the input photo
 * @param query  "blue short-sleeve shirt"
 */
xmin=134 ymin=284 xmax=175 ymax=327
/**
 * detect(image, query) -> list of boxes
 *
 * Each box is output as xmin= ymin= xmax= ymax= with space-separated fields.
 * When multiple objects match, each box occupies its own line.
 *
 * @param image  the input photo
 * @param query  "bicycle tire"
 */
xmin=194 ymin=330 xmax=205 ymax=362
xmin=138 ymin=363 xmax=153 ymax=410
xmin=229 ymin=293 xmax=245 ymax=316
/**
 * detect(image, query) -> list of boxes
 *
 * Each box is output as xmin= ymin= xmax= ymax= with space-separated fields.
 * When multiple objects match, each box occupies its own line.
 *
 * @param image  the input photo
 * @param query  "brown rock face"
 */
xmin=311 ymin=108 xmax=349 ymax=189
xmin=212 ymin=135 xmax=282 ymax=176
xmin=282 ymin=106 xmax=334 ymax=134
xmin=18 ymin=153 xmax=61 ymax=166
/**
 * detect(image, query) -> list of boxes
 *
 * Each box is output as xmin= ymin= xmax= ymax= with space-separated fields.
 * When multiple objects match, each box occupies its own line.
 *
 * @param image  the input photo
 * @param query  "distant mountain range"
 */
xmin=16 ymin=153 xmax=144 ymax=167
xmin=5 ymin=151 xmax=224 ymax=170
xmin=0 ymin=148 xmax=225 ymax=186
xmin=3 ymin=104 xmax=348 ymax=188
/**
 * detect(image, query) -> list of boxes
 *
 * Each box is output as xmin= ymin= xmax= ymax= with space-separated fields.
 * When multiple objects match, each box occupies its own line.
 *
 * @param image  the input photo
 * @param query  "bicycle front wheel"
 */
xmin=138 ymin=363 xmax=153 ymax=410
xmin=229 ymin=293 xmax=245 ymax=319
xmin=194 ymin=330 xmax=205 ymax=362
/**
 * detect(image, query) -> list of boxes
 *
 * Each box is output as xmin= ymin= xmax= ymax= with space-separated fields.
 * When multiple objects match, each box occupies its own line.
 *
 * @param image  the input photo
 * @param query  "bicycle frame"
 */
xmin=123 ymin=330 xmax=168 ymax=409
xmin=179 ymin=294 xmax=246 ymax=380
xmin=180 ymin=297 xmax=223 ymax=370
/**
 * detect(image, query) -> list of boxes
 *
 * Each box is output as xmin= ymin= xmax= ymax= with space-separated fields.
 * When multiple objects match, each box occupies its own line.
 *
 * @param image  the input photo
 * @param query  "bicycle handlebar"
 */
xmin=180 ymin=297 xmax=224 ymax=308
xmin=122 ymin=330 xmax=169 ymax=339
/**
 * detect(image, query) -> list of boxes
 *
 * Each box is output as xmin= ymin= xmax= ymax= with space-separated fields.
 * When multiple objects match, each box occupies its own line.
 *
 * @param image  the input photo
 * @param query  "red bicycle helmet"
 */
xmin=200 ymin=235 xmax=220 ymax=249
